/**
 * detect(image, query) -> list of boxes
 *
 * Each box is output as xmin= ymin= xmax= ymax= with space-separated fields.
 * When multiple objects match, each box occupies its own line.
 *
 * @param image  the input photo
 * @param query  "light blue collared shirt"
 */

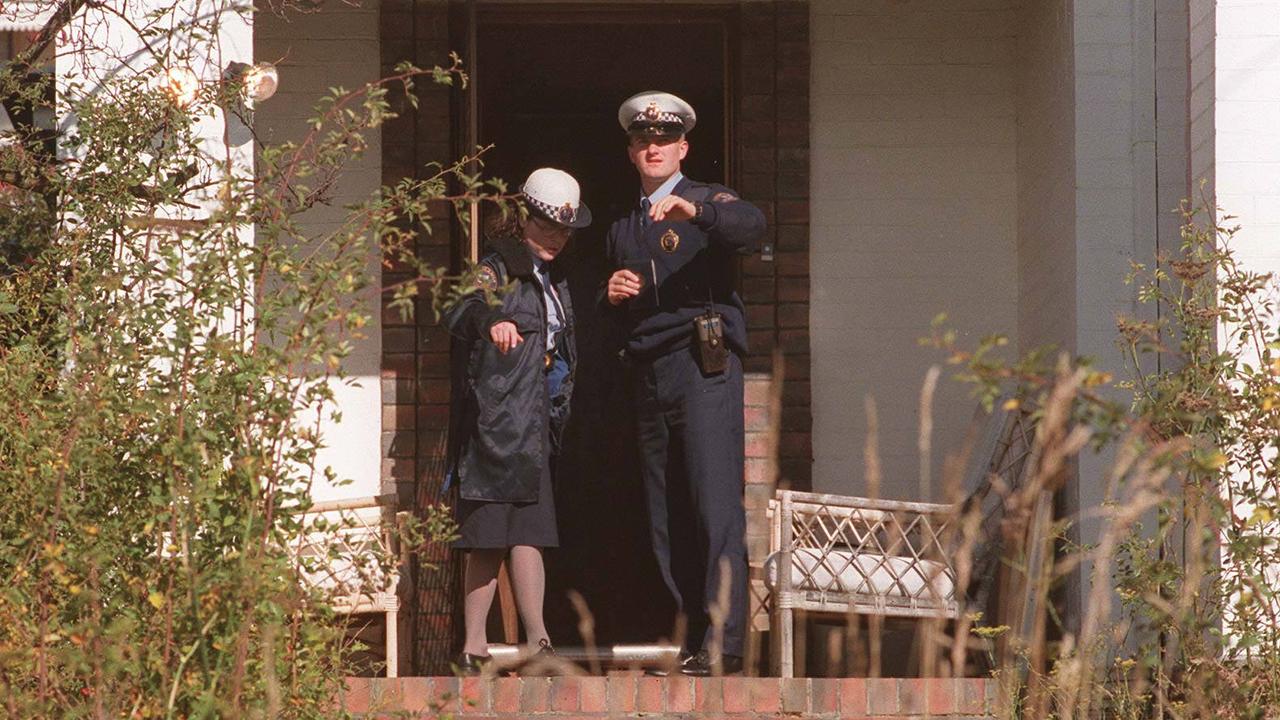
xmin=643 ymin=171 xmax=684 ymax=207
xmin=533 ymin=258 xmax=564 ymax=352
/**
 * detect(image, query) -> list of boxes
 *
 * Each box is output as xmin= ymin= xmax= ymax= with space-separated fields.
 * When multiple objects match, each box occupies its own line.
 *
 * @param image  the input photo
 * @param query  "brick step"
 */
xmin=341 ymin=676 xmax=996 ymax=718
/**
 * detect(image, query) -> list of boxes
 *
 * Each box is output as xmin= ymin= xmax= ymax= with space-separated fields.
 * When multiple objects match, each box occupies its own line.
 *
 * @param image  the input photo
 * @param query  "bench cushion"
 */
xmin=765 ymin=547 xmax=955 ymax=601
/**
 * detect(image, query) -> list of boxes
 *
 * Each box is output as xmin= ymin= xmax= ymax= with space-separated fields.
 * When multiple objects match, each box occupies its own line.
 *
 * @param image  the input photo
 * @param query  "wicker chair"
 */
xmin=293 ymin=494 xmax=406 ymax=677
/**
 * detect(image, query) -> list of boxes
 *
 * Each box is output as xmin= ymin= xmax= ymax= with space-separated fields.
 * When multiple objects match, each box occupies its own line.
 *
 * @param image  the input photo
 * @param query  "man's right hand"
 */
xmin=490 ymin=321 xmax=523 ymax=354
xmin=607 ymin=269 xmax=642 ymax=306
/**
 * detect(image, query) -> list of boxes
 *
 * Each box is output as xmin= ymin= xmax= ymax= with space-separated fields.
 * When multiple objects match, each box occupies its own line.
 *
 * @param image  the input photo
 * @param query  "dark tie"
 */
xmin=640 ymin=197 xmax=652 ymax=229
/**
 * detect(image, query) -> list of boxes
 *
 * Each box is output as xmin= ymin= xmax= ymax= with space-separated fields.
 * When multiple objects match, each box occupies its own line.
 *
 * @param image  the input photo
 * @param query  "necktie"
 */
xmin=539 ymin=265 xmax=564 ymax=351
xmin=640 ymin=197 xmax=652 ymax=229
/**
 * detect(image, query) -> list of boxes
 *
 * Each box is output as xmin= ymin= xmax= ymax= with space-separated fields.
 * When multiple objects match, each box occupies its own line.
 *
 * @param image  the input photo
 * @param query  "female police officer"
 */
xmin=444 ymin=167 xmax=590 ymax=675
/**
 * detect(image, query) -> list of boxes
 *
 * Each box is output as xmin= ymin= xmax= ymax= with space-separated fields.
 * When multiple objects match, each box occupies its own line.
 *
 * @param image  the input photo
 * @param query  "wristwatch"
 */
xmin=693 ymin=201 xmax=705 ymax=221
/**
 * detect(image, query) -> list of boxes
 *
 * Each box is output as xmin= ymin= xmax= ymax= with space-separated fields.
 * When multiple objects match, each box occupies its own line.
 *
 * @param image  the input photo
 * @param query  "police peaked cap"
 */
xmin=618 ymin=91 xmax=696 ymax=136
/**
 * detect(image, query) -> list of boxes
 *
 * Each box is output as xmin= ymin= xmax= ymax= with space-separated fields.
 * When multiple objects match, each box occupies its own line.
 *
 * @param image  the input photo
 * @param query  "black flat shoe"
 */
xmin=521 ymin=638 xmax=560 ymax=676
xmin=679 ymin=649 xmax=744 ymax=677
xmin=453 ymin=652 xmax=491 ymax=676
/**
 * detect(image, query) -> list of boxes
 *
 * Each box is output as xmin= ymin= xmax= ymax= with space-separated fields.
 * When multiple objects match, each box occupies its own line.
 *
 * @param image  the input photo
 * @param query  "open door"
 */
xmin=470 ymin=3 xmax=732 ymax=648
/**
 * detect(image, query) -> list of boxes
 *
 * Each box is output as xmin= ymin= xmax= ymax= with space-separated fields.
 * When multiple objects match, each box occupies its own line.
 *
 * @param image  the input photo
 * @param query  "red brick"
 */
xmin=637 ymin=677 xmax=664 ymax=712
xmin=417 ymin=403 xmax=450 ymax=429
xmin=779 ymin=329 xmax=809 ymax=356
xmin=777 ymin=200 xmax=809 ymax=225
xmin=927 ymin=678 xmax=957 ymax=714
xmin=782 ymin=678 xmax=809 ymax=714
xmin=695 ymin=677 xmax=724 ymax=712
xmin=381 ymin=378 xmax=414 ymax=404
xmin=383 ymin=326 xmax=416 ymax=353
xmin=520 ymin=677 xmax=550 ymax=712
xmin=745 ymin=431 xmax=771 ymax=460
xmin=776 ymin=250 xmax=809 ymax=277
xmin=382 ymin=403 xmax=415 ymax=431
xmin=417 ymin=352 xmax=451 ymax=378
xmin=382 ymin=430 xmax=414 ymax=458
xmin=780 ymin=431 xmax=812 ymax=459
xmin=607 ymin=677 xmax=636 ymax=713
xmin=432 ymin=677 xmax=460 ymax=714
xmin=491 ymin=677 xmax=520 ymax=713
xmin=722 ymin=676 xmax=749 ymax=713
xmin=958 ymin=678 xmax=987 ymax=713
xmin=868 ymin=678 xmax=899 ymax=715
xmin=777 ymin=277 xmax=809 ymax=303
xmin=745 ymin=457 xmax=773 ymax=486
xmin=781 ymin=406 xmax=813 ymax=432
xmin=550 ymin=677 xmax=579 ymax=712
xmin=744 ymin=376 xmax=772 ymax=406
xmin=742 ymin=255 xmax=775 ymax=277
xmin=459 ymin=676 xmax=487 ymax=713
xmin=418 ymin=378 xmax=450 ymax=404
xmin=744 ymin=405 xmax=770 ymax=432
xmin=668 ymin=677 xmax=694 ymax=712
xmin=777 ymin=120 xmax=809 ymax=147
xmin=342 ymin=678 xmax=372 ymax=713
xmin=381 ymin=352 xmax=415 ymax=377
xmin=578 ymin=677 xmax=607 ymax=712
xmin=750 ymin=678 xmax=782 ymax=712
xmin=741 ymin=275 xmax=776 ymax=304
xmin=744 ymin=351 xmax=774 ymax=373
xmin=739 ymin=146 xmax=777 ymax=174
xmin=811 ymin=678 xmax=839 ymax=714
xmin=842 ymin=677 xmax=873 ymax=715
xmin=777 ymin=303 xmax=809 ymax=329
xmin=746 ymin=303 xmax=775 ymax=329
xmin=899 ymin=678 xmax=926 ymax=715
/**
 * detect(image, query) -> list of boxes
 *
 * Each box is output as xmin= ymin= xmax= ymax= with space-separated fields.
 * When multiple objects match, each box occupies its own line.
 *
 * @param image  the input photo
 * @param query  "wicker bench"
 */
xmin=763 ymin=404 xmax=1036 ymax=677
xmin=766 ymin=490 xmax=960 ymax=677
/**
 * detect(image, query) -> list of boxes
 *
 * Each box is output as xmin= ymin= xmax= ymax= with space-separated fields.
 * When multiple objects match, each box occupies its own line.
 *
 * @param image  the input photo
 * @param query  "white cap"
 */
xmin=521 ymin=167 xmax=591 ymax=228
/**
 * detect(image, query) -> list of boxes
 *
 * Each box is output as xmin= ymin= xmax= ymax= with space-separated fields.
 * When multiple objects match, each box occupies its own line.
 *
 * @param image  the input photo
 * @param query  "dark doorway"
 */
xmin=472 ymin=5 xmax=732 ymax=648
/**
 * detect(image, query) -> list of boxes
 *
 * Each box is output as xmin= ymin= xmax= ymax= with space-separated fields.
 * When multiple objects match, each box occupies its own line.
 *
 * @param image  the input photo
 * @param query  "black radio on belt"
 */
xmin=693 ymin=305 xmax=728 ymax=375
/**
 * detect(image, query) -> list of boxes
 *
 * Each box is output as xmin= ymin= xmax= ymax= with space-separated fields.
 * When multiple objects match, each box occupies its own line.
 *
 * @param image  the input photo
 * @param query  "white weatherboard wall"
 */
xmin=257 ymin=3 xmax=383 ymax=503
xmin=1016 ymin=0 xmax=1076 ymax=355
xmin=811 ymin=0 xmax=1020 ymax=501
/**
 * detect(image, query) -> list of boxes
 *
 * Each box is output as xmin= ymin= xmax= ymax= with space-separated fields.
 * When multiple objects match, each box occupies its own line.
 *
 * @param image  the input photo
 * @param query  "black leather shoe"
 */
xmin=645 ymin=651 xmax=693 ymax=677
xmin=453 ymin=652 xmax=491 ymax=676
xmin=679 ymin=649 xmax=744 ymax=677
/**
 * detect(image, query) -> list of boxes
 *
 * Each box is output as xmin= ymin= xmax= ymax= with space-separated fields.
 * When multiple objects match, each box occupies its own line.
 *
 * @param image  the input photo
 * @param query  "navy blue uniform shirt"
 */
xmin=604 ymin=176 xmax=766 ymax=361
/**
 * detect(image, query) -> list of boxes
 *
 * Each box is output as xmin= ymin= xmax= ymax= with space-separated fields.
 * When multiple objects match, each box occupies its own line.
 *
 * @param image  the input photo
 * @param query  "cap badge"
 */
xmin=644 ymin=102 xmax=661 ymax=121
xmin=660 ymin=228 xmax=680 ymax=253
xmin=557 ymin=202 xmax=575 ymax=224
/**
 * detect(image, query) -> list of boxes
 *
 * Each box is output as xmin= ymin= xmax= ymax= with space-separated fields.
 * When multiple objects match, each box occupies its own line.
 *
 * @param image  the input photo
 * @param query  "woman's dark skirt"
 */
xmin=453 ymin=459 xmax=558 ymax=549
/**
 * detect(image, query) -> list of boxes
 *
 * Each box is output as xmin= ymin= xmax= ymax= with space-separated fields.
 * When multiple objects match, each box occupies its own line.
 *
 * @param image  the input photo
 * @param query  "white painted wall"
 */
xmin=257 ymin=2 xmax=383 ymax=503
xmin=1017 ymin=0 xmax=1076 ymax=355
xmin=810 ymin=0 xmax=1021 ymax=501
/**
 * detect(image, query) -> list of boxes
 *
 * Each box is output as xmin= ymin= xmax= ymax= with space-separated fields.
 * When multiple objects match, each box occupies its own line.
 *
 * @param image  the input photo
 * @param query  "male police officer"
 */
xmin=604 ymin=91 xmax=766 ymax=676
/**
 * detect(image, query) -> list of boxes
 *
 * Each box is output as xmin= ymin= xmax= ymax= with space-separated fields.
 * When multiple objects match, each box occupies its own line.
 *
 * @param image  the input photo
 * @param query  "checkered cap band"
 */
xmin=526 ymin=193 xmax=578 ymax=225
xmin=631 ymin=110 xmax=684 ymax=126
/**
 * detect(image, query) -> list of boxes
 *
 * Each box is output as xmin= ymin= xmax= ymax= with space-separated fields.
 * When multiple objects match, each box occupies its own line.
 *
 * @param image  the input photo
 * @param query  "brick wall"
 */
xmin=381 ymin=1 xmax=814 ymax=674
xmin=739 ymin=1 xmax=814 ymax=492
xmin=809 ymin=0 xmax=1020 ymax=501
xmin=340 ymin=676 xmax=997 ymax=719
xmin=378 ymin=0 xmax=456 ymax=675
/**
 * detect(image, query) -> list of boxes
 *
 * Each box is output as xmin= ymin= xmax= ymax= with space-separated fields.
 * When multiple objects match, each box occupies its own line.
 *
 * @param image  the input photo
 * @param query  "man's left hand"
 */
xmin=649 ymin=195 xmax=697 ymax=223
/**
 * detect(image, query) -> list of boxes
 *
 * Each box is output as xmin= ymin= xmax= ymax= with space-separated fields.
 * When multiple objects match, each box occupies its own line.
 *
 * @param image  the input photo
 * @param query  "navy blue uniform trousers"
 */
xmin=634 ymin=346 xmax=748 ymax=658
